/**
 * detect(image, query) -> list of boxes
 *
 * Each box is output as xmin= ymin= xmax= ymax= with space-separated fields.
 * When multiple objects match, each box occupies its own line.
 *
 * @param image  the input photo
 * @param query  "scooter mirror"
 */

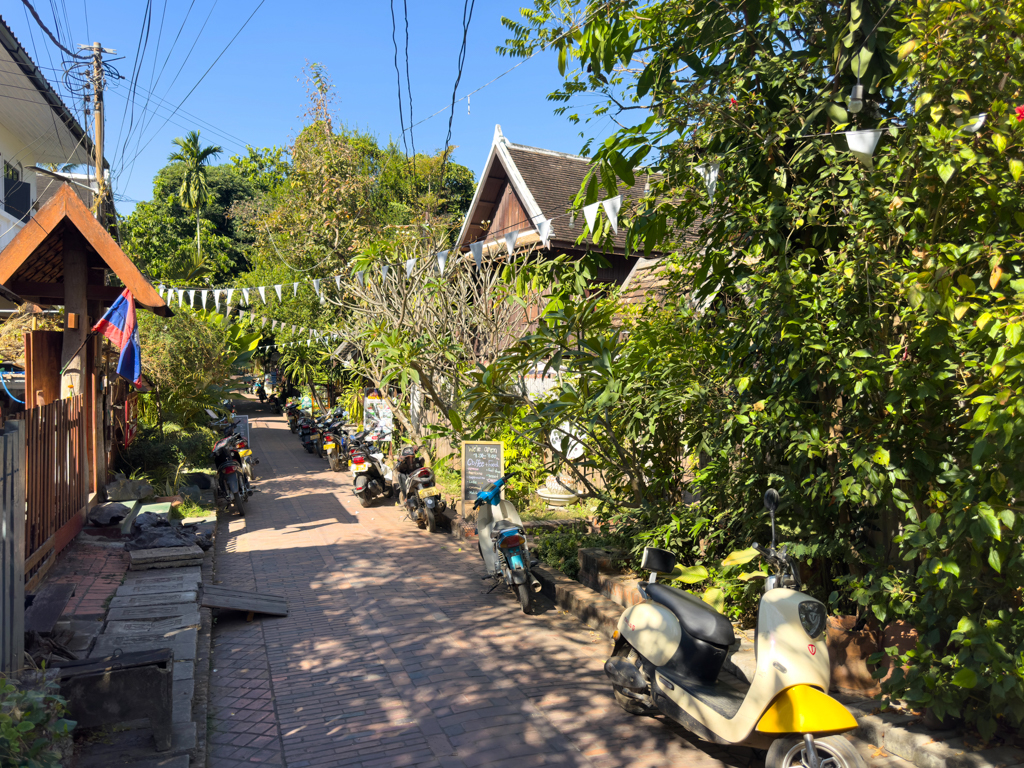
xmin=764 ymin=488 xmax=780 ymax=513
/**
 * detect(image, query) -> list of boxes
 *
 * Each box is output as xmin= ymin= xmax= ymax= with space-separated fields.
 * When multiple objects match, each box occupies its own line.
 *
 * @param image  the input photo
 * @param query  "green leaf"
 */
xmin=722 ymin=547 xmax=760 ymax=567
xmin=897 ymin=40 xmax=917 ymax=60
xmin=988 ymin=547 xmax=1002 ymax=573
xmin=557 ymin=45 xmax=568 ymax=76
xmin=737 ymin=376 xmax=751 ymax=393
xmin=872 ymin=447 xmax=890 ymax=466
xmin=1010 ymin=159 xmax=1023 ymax=182
xmin=937 ymin=164 xmax=955 ymax=184
xmin=447 ymin=409 xmax=463 ymax=434
xmin=993 ymin=134 xmax=1007 ymax=154
xmin=951 ymin=668 xmax=977 ymax=688
xmin=738 ymin=571 xmax=768 ymax=582
xmin=702 ymin=586 xmax=726 ymax=613
xmin=978 ymin=507 xmax=1001 ymax=540
xmin=671 ymin=564 xmax=709 ymax=583
xmin=825 ymin=102 xmax=849 ymax=124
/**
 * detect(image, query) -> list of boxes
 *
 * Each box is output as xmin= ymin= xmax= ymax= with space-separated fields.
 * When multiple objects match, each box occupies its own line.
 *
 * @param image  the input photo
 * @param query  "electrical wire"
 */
xmin=440 ymin=0 xmax=476 ymax=182
xmin=115 ymin=0 xmax=265 ymax=193
xmin=390 ymin=0 xmax=408 ymax=157
xmin=403 ymin=0 xmax=415 ymax=173
xmin=16 ymin=0 xmax=85 ymax=59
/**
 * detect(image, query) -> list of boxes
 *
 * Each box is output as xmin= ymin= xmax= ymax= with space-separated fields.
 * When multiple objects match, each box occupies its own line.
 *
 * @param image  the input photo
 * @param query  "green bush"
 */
xmin=533 ymin=526 xmax=626 ymax=580
xmin=117 ymin=423 xmax=216 ymax=477
xmin=0 ymin=674 xmax=75 ymax=767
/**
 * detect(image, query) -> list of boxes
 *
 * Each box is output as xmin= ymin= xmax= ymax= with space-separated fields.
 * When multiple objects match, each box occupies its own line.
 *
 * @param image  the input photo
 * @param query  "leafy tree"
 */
xmin=167 ymin=130 xmax=223 ymax=262
xmin=230 ymin=146 xmax=290 ymax=195
xmin=501 ymin=0 xmax=1024 ymax=735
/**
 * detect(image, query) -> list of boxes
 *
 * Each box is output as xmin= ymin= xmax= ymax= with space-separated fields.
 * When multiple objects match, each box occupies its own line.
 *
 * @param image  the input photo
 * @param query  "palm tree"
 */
xmin=167 ymin=131 xmax=222 ymax=260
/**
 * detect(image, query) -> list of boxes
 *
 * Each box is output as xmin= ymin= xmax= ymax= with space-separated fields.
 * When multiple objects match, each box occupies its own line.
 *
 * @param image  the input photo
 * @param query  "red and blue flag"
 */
xmin=92 ymin=288 xmax=143 ymax=387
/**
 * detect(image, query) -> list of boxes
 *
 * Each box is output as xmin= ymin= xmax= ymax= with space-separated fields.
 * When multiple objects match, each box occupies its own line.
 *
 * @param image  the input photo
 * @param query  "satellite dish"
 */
xmin=549 ymin=422 xmax=584 ymax=460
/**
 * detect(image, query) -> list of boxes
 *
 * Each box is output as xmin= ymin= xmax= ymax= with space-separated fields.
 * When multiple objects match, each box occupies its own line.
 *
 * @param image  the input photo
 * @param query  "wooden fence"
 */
xmin=17 ymin=396 xmax=88 ymax=592
xmin=0 ymin=420 xmax=26 ymax=673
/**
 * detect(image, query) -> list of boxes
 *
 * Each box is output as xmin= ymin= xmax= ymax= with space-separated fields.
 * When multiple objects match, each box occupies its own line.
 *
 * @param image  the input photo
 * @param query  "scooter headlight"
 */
xmin=798 ymin=601 xmax=827 ymax=638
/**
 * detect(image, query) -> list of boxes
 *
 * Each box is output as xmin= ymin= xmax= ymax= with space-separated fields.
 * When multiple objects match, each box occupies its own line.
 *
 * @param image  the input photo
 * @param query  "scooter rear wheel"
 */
xmin=516 ymin=583 xmax=533 ymax=614
xmin=328 ymin=453 xmax=339 ymax=472
xmin=356 ymin=492 xmax=372 ymax=508
xmin=766 ymin=735 xmax=866 ymax=768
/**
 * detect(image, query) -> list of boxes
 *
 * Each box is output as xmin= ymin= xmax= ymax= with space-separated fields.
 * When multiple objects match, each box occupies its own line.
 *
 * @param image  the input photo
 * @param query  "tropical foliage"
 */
xmin=497 ymin=0 xmax=1024 ymax=735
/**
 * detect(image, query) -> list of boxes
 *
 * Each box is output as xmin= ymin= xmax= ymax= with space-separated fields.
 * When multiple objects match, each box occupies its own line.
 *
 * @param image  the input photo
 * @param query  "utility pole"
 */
xmin=79 ymin=42 xmax=114 ymax=228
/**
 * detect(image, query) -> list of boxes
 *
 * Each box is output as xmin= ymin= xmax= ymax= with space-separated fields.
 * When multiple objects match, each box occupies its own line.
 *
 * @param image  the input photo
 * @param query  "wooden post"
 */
xmin=60 ymin=231 xmax=89 ymax=397
xmin=0 ymin=420 xmax=25 ymax=673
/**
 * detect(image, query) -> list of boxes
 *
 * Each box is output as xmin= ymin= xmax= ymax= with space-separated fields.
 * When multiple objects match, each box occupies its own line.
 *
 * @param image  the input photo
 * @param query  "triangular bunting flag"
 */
xmin=845 ymin=129 xmax=884 ymax=169
xmin=381 ymin=264 xmax=389 ymax=281
xmin=335 ymin=275 xmax=342 ymax=291
xmin=437 ymin=251 xmax=448 ymax=274
xmin=470 ymin=242 xmax=483 ymax=269
xmin=158 ymin=285 xmax=165 ymax=298
xmin=601 ymin=196 xmax=622 ymax=234
xmin=405 ymin=257 xmax=416 ymax=277
xmin=313 ymin=278 xmax=321 ymax=297
xmin=357 ymin=271 xmax=365 ymax=287
xmin=504 ymin=230 xmax=520 ymax=256
xmin=181 ymin=289 xmax=189 ymax=307
xmin=226 ymin=288 xmax=235 ymax=306
xmin=292 ymin=283 xmax=299 ymax=296
xmin=274 ymin=285 xmax=282 ymax=301
xmin=242 ymin=288 xmax=250 ymax=305
xmin=537 ymin=219 xmax=552 ymax=246
xmin=258 ymin=286 xmax=267 ymax=304
xmin=272 ymin=320 xmax=278 ymax=330
xmin=582 ymin=201 xmax=601 ymax=235
xmin=695 ymin=162 xmax=720 ymax=198
xmin=214 ymin=289 xmax=222 ymax=312
xmin=201 ymin=290 xmax=209 ymax=309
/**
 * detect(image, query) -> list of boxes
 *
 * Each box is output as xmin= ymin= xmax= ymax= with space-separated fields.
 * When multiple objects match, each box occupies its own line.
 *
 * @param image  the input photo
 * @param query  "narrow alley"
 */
xmin=206 ymin=408 xmax=760 ymax=768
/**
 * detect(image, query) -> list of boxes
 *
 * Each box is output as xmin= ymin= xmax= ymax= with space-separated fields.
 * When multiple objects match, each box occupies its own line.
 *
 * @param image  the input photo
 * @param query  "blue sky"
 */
xmin=8 ymin=0 xmax=618 ymax=214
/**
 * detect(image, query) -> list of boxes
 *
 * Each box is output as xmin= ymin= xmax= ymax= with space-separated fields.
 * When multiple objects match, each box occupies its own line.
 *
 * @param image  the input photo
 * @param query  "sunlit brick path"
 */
xmin=207 ymin=402 xmax=760 ymax=768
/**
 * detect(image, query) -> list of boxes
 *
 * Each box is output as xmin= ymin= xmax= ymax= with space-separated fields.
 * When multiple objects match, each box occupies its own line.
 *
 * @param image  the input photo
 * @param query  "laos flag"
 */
xmin=91 ymin=288 xmax=143 ymax=387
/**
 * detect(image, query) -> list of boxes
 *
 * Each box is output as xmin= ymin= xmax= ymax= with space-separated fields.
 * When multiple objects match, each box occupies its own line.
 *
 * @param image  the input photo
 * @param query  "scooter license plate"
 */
xmin=239 ymin=449 xmax=252 ymax=457
xmin=325 ymin=443 xmax=336 ymax=453
xmin=417 ymin=485 xmax=438 ymax=497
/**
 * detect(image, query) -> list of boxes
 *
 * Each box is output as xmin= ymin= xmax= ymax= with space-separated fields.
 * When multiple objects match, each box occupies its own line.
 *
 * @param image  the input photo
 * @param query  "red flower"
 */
xmin=730 ymin=97 xmax=738 ymax=106
xmin=1016 ymin=105 xmax=1024 ymax=122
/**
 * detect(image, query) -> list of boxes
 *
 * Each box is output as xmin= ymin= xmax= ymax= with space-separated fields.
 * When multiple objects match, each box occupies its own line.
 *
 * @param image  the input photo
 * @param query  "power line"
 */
xmin=441 ymin=0 xmax=476 ymax=181
xmin=16 ymin=0 xmax=85 ymax=59
xmin=403 ymin=0 xmax=415 ymax=172
xmin=389 ymin=0 xmax=408 ymax=157
xmin=115 ymin=0 xmax=265 ymax=192
xmin=405 ymin=0 xmax=616 ymax=138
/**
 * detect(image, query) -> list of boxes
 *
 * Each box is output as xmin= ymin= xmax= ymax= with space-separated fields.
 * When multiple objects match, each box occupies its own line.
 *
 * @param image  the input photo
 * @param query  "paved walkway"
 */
xmin=208 ymin=406 xmax=761 ymax=768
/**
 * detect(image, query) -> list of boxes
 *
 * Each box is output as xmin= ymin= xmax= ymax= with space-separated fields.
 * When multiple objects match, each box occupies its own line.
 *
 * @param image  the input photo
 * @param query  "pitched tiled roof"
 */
xmin=504 ymin=142 xmax=653 ymax=255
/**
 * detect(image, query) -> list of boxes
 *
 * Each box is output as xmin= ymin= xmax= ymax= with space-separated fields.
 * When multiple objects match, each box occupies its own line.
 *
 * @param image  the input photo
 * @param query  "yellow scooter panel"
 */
xmin=239 ymin=449 xmax=252 ymax=457
xmin=755 ymin=685 xmax=858 ymax=735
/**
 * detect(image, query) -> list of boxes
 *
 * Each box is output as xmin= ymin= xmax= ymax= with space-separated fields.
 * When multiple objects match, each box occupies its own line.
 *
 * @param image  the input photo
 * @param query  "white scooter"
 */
xmin=350 ymin=438 xmax=394 ymax=508
xmin=474 ymin=473 xmax=543 ymax=613
xmin=604 ymin=489 xmax=865 ymax=768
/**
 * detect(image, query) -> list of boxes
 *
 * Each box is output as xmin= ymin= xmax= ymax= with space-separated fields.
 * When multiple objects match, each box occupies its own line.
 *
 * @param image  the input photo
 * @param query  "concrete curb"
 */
xmin=532 ymin=563 xmax=621 ymax=639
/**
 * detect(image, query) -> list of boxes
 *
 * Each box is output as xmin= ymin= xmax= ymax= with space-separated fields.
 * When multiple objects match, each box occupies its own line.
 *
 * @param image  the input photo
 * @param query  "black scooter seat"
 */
xmin=646 ymin=583 xmax=735 ymax=647
xmin=490 ymin=519 xmax=521 ymax=538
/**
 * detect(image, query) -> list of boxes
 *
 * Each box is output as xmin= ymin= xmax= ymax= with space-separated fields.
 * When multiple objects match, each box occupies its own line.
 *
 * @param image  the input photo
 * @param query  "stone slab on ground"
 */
xmin=103 ymin=615 xmax=201 ymax=635
xmin=128 ymin=545 xmax=203 ymax=568
xmin=115 ymin=579 xmax=200 ymax=597
xmin=106 ymin=603 xmax=200 ymax=622
xmin=90 ymin=628 xmax=197 ymax=660
xmin=172 ymin=660 xmax=193 ymax=681
xmin=108 ymin=591 xmax=197 ymax=609
xmin=123 ymin=566 xmax=202 ymax=582
xmin=73 ymin=721 xmax=196 ymax=767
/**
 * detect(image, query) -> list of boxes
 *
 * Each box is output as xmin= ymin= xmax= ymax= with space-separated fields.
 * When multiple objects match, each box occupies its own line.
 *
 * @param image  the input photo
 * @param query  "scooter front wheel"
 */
xmin=611 ymin=642 xmax=650 ymax=715
xmin=766 ymin=735 xmax=866 ymax=768
xmin=425 ymin=508 xmax=437 ymax=533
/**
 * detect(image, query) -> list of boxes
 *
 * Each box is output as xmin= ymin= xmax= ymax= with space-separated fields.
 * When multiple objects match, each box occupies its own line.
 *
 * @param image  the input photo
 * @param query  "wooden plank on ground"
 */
xmin=200 ymin=584 xmax=288 ymax=617
xmin=24 ymin=582 xmax=76 ymax=634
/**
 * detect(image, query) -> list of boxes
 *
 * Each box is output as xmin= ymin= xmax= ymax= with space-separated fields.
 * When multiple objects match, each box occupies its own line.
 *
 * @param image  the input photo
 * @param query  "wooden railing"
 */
xmin=0 ymin=420 xmax=26 ymax=673
xmin=17 ymin=396 xmax=88 ymax=591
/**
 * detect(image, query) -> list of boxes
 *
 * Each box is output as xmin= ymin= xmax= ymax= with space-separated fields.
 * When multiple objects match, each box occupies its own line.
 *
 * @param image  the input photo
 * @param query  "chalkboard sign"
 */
xmin=461 ymin=441 xmax=504 ymax=502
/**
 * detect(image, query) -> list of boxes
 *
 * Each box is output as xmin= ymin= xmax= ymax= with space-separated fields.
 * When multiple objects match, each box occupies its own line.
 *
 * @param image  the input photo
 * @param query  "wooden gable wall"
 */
xmin=484 ymin=180 xmax=531 ymax=245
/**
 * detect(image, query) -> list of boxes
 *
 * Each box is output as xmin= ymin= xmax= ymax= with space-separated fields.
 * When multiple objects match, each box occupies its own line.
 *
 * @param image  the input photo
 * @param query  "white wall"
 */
xmin=0 ymin=119 xmax=40 ymax=251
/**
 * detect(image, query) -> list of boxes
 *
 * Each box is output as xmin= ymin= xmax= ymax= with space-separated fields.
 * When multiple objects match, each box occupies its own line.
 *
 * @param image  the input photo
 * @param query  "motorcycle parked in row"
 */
xmin=212 ymin=433 xmax=252 ymax=515
xmin=285 ymin=402 xmax=301 ymax=433
xmin=350 ymin=436 xmax=394 ymax=508
xmin=603 ymin=488 xmax=864 ymax=768
xmin=395 ymin=446 xmax=446 ymax=532
xmin=474 ymin=472 xmax=541 ymax=613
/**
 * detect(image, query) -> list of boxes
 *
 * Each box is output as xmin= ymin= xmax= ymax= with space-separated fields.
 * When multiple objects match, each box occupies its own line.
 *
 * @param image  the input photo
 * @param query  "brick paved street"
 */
xmin=208 ymin=407 xmax=761 ymax=768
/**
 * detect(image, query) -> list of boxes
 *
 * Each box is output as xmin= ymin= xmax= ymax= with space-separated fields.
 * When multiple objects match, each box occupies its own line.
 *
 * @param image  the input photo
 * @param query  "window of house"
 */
xmin=4 ymin=161 xmax=30 ymax=223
